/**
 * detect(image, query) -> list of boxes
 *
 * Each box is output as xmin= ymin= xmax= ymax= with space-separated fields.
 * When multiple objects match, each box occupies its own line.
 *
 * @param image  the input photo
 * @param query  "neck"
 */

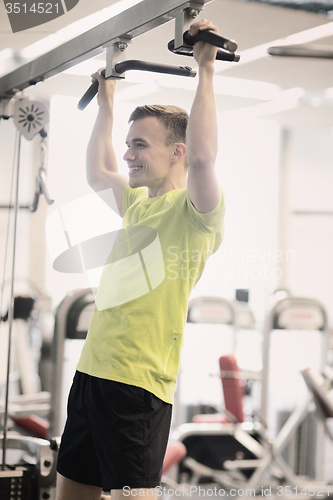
xmin=148 ymin=176 xmax=187 ymax=198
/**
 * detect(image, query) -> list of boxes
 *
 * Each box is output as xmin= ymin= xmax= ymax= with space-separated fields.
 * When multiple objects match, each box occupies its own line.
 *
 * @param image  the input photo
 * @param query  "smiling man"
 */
xmin=56 ymin=19 xmax=226 ymax=500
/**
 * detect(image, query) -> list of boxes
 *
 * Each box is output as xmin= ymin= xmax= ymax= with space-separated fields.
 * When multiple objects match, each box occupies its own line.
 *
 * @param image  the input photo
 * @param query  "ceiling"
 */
xmin=0 ymin=0 xmax=333 ymax=128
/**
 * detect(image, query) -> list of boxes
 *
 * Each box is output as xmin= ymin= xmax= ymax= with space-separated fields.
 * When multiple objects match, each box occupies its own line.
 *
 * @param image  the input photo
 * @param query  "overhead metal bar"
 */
xmin=0 ymin=0 xmax=212 ymax=97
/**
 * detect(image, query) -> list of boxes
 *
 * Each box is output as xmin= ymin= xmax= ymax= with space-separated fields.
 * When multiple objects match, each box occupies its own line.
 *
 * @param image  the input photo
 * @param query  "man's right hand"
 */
xmin=91 ymin=68 xmax=117 ymax=109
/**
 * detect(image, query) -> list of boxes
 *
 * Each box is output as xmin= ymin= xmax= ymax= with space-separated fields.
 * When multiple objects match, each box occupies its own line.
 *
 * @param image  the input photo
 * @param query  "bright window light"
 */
xmin=20 ymin=0 xmax=143 ymax=60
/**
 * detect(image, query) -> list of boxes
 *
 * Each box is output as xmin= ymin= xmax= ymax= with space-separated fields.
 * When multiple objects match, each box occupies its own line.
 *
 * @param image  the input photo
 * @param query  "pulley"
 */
xmin=13 ymin=99 xmax=49 ymax=140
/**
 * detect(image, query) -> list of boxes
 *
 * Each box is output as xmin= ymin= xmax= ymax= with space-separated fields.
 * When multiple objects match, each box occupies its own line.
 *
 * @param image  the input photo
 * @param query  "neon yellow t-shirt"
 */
xmin=77 ymin=185 xmax=225 ymax=404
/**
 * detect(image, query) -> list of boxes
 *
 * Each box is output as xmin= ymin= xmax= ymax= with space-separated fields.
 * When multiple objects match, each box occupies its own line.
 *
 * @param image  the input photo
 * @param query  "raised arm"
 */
xmin=86 ymin=71 xmax=128 ymax=215
xmin=186 ymin=20 xmax=221 ymax=214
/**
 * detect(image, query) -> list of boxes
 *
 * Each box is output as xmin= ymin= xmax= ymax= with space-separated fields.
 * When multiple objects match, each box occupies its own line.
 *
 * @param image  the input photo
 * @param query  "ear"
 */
xmin=171 ymin=143 xmax=186 ymax=162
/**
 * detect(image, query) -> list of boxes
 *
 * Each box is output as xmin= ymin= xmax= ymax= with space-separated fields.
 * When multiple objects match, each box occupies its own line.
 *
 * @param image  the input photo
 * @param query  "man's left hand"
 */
xmin=189 ymin=19 xmax=218 ymax=69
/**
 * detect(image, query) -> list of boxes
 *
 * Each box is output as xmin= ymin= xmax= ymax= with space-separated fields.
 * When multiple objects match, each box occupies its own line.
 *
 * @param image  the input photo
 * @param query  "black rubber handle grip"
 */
xmin=183 ymin=29 xmax=237 ymax=53
xmin=115 ymin=60 xmax=196 ymax=76
xmin=77 ymin=69 xmax=105 ymax=111
xmin=167 ymin=40 xmax=240 ymax=62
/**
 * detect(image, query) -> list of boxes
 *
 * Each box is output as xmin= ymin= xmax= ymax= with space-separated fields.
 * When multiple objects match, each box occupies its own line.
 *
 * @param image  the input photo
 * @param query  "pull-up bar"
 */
xmin=78 ymin=63 xmax=196 ymax=110
xmin=0 ymin=0 xmax=212 ymax=97
xmin=0 ymin=0 xmax=241 ymax=111
xmin=78 ymin=28 xmax=240 ymax=110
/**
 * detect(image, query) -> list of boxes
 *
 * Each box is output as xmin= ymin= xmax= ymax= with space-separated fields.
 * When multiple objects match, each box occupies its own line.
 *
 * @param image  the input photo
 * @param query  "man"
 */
xmin=56 ymin=19 xmax=225 ymax=500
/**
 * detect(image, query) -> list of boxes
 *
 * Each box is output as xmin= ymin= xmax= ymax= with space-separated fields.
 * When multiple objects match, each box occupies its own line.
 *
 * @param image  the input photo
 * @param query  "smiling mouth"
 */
xmin=129 ymin=166 xmax=143 ymax=172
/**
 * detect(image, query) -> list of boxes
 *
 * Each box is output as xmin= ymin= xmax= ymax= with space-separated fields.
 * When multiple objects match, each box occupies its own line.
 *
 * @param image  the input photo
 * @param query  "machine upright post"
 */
xmin=1 ymin=133 xmax=22 ymax=469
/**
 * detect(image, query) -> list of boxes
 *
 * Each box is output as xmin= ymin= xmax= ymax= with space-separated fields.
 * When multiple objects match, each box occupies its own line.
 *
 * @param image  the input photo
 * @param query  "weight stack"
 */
xmin=0 ymin=466 xmax=38 ymax=499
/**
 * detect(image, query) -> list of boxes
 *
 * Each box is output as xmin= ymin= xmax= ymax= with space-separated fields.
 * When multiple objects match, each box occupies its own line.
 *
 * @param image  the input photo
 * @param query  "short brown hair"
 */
xmin=128 ymin=105 xmax=188 ymax=146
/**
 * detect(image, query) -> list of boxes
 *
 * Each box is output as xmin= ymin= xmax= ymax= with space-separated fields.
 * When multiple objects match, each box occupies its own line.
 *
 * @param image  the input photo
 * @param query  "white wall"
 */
xmin=284 ymin=127 xmax=333 ymax=325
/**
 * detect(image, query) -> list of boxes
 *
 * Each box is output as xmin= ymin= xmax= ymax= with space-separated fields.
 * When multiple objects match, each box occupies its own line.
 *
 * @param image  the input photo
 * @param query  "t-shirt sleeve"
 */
xmin=122 ymin=185 xmax=148 ymax=217
xmin=183 ymin=186 xmax=226 ymax=235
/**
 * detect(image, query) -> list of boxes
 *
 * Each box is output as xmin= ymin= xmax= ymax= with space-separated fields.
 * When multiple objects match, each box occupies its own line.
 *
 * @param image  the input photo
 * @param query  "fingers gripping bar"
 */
xmin=183 ymin=29 xmax=238 ymax=54
xmin=77 ymin=62 xmax=196 ymax=111
xmin=168 ymin=29 xmax=240 ymax=62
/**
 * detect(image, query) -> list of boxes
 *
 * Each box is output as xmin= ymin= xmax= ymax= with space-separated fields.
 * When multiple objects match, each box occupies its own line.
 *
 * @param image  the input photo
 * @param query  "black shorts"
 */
xmin=56 ymin=371 xmax=172 ymax=491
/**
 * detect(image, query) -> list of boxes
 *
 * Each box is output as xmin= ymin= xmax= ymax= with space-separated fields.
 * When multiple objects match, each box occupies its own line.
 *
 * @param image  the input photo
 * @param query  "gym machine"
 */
xmin=0 ymin=0 xmax=240 ymax=105
xmin=49 ymin=288 xmax=95 ymax=438
xmin=174 ymin=294 xmax=258 ymax=427
xmin=261 ymin=296 xmax=329 ymax=474
xmin=167 ymin=296 xmax=331 ymax=497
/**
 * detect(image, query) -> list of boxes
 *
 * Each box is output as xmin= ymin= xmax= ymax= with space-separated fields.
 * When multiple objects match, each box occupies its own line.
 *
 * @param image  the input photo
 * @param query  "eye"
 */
xmin=136 ymin=142 xmax=146 ymax=148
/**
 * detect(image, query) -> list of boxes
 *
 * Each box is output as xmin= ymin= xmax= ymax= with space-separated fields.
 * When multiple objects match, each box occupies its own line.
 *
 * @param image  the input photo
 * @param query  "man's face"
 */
xmin=123 ymin=117 xmax=174 ymax=190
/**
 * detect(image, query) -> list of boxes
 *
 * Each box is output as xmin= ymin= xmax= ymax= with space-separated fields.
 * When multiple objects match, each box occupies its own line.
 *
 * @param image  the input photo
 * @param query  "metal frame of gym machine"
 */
xmin=0 ymin=0 xmax=215 ymax=101
xmin=257 ymin=296 xmax=329 ymax=485
xmin=171 ymin=297 xmax=330 ymax=497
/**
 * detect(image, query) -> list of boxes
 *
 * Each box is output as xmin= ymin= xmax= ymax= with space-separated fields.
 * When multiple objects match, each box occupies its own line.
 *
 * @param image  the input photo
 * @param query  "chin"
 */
xmin=129 ymin=178 xmax=144 ymax=189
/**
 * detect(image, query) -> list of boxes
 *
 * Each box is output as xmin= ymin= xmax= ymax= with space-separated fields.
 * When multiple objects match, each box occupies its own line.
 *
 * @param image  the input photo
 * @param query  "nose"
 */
xmin=123 ymin=146 xmax=135 ymax=162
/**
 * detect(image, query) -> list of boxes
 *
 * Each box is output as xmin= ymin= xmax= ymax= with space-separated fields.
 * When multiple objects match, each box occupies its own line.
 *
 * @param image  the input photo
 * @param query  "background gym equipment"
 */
xmin=302 ymin=366 xmax=333 ymax=437
xmin=192 ymin=355 xmax=248 ymax=424
xmin=261 ymin=296 xmax=328 ymax=423
xmin=49 ymin=288 xmax=95 ymax=437
xmin=0 ymin=434 xmax=57 ymax=500
xmin=161 ymin=294 xmax=332 ymax=496
xmin=0 ymin=98 xmax=56 ymax=498
xmin=166 ymin=359 xmax=333 ymax=497
xmin=268 ymin=44 xmax=333 ymax=59
xmin=220 ymin=365 xmax=333 ymax=496
xmin=174 ymin=295 xmax=258 ymax=428
xmin=13 ymin=101 xmax=48 ymax=141
xmin=259 ymin=296 xmax=329 ymax=482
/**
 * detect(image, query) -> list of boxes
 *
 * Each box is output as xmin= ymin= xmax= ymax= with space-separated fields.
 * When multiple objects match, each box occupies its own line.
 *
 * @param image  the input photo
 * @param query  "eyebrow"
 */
xmin=125 ymin=137 xmax=149 ymax=146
